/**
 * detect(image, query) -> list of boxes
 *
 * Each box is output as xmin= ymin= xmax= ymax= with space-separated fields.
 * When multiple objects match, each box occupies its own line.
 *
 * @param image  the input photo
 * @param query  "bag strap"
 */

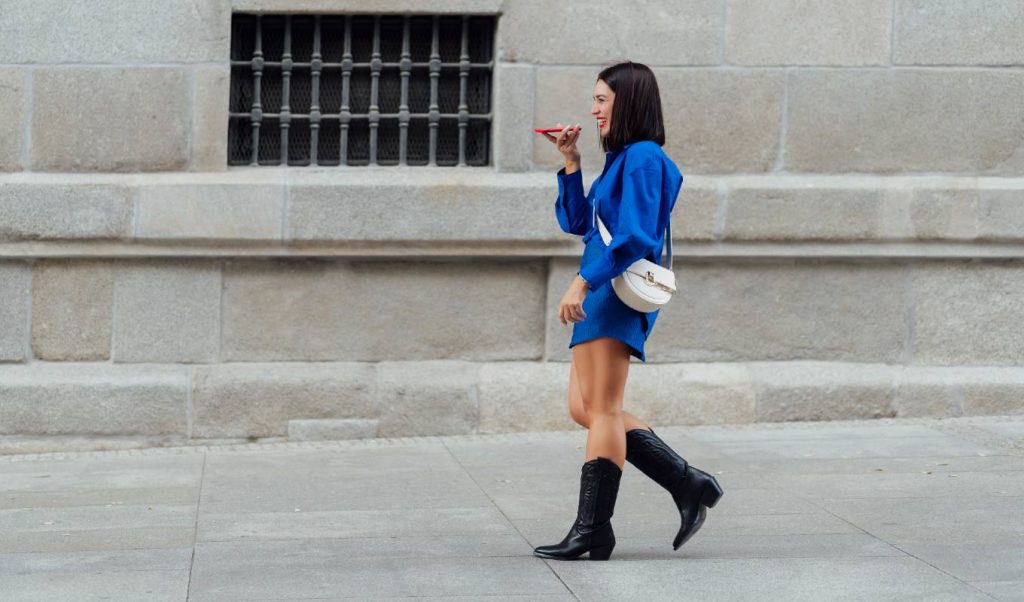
xmin=593 ymin=194 xmax=673 ymax=270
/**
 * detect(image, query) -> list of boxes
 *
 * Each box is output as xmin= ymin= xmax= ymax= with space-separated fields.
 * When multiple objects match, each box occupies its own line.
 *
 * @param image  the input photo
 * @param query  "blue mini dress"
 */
xmin=554 ymin=140 xmax=684 ymax=363
xmin=571 ymin=231 xmax=657 ymax=361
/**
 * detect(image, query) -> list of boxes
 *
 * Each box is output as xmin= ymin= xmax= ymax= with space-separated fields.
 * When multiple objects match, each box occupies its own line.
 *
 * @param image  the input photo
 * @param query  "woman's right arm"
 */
xmin=545 ymin=124 xmax=589 ymax=235
xmin=555 ymin=156 xmax=590 ymax=235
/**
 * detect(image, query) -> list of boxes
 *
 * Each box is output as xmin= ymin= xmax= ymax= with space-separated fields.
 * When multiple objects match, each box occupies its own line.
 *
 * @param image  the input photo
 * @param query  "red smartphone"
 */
xmin=534 ymin=127 xmax=578 ymax=134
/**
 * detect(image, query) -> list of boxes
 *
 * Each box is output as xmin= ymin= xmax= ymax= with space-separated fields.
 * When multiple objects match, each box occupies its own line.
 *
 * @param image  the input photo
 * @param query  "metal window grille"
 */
xmin=229 ymin=14 xmax=495 ymax=166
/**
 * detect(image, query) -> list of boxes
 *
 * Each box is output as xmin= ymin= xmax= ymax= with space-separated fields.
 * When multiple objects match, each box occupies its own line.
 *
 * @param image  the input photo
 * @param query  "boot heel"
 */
xmin=589 ymin=542 xmax=615 ymax=561
xmin=700 ymin=479 xmax=723 ymax=508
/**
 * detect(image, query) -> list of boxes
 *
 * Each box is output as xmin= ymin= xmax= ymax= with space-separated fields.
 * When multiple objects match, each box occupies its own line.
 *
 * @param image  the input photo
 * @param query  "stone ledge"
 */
xmin=3 ymin=171 xmax=1024 ymax=256
xmin=2 ymin=414 xmax=1020 ymax=460
xmin=231 ymin=0 xmax=504 ymax=14
xmin=1 ymin=361 xmax=1021 ymax=439
xmin=0 ymin=363 xmax=189 ymax=436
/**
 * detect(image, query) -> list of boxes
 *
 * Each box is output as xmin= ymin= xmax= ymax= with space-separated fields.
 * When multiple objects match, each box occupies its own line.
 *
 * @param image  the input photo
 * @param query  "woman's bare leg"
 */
xmin=572 ymin=338 xmax=632 ymax=470
xmin=568 ymin=355 xmax=652 ymax=433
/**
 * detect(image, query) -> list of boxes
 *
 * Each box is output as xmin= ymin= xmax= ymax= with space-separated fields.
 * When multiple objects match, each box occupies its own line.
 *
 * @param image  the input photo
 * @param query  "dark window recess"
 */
xmin=229 ymin=14 xmax=495 ymax=167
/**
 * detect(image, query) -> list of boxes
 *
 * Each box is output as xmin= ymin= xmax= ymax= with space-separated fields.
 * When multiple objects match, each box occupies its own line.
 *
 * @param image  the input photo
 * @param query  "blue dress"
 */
xmin=554 ymin=140 xmax=684 ymax=362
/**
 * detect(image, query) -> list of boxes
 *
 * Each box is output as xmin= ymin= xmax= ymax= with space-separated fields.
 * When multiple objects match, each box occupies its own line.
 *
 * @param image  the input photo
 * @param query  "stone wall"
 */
xmin=1 ymin=0 xmax=1023 ymax=447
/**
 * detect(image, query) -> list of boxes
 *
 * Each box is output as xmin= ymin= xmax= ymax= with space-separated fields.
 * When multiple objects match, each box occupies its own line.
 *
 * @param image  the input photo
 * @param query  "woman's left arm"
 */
xmin=577 ymin=160 xmax=663 ymax=292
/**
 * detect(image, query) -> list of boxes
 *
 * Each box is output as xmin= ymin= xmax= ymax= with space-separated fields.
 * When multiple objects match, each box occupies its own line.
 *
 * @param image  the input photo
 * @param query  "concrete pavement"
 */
xmin=1 ymin=415 xmax=1022 ymax=601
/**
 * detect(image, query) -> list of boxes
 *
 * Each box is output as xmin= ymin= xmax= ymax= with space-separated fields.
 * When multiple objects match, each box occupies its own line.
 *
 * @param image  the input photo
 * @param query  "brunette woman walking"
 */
xmin=532 ymin=61 xmax=723 ymax=561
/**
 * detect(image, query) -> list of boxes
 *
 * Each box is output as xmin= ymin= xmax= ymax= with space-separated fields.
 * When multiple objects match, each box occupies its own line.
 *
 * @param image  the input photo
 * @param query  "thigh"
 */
xmin=573 ymin=337 xmax=631 ymax=414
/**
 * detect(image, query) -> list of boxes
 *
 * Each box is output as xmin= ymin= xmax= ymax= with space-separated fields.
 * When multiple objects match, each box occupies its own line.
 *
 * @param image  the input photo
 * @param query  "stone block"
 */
xmin=375 ymin=360 xmax=479 ymax=437
xmin=288 ymin=419 xmax=380 ymax=441
xmin=31 ymin=259 xmax=114 ymax=361
xmin=786 ymin=69 xmax=1024 ymax=174
xmin=534 ymin=67 xmax=785 ymax=174
xmin=0 ymin=183 xmax=132 ymax=241
xmin=478 ymin=361 xmax=577 ymax=433
xmin=135 ymin=184 xmax=283 ymax=240
xmin=892 ymin=365 xmax=1024 ymax=418
xmin=657 ymin=69 xmax=785 ymax=174
xmin=894 ymin=1 xmax=1024 ymax=66
xmin=674 ymin=181 xmax=719 ymax=241
xmin=976 ymin=189 xmax=1024 ymax=241
xmin=192 ymin=363 xmax=377 ymax=438
xmin=0 ymin=68 xmax=23 ymax=171
xmin=624 ymin=362 xmax=756 ymax=425
xmin=287 ymin=175 xmax=559 ymax=242
xmin=724 ymin=184 xmax=912 ymax=241
xmin=909 ymin=189 xmax=979 ymax=241
xmin=958 ymin=368 xmax=1024 ymax=415
xmin=190 ymin=66 xmax=231 ymax=172
xmin=891 ymin=366 xmax=963 ymax=418
xmin=0 ymin=363 xmax=188 ymax=435
xmin=751 ymin=362 xmax=897 ymax=422
xmin=0 ymin=261 xmax=30 ymax=361
xmin=492 ymin=62 xmax=534 ymax=172
xmin=911 ymin=261 xmax=1024 ymax=365
xmin=654 ymin=260 xmax=908 ymax=363
xmin=497 ymin=0 xmax=721 ymax=65
xmin=0 ymin=0 xmax=230 ymax=63
xmin=112 ymin=259 xmax=221 ymax=363
xmin=31 ymin=68 xmax=190 ymax=172
xmin=222 ymin=258 xmax=546 ymax=361
xmin=726 ymin=0 xmax=891 ymax=66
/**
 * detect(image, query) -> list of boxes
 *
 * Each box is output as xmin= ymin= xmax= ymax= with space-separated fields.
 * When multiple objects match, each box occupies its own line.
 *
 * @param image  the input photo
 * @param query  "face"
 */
xmin=591 ymin=79 xmax=614 ymax=138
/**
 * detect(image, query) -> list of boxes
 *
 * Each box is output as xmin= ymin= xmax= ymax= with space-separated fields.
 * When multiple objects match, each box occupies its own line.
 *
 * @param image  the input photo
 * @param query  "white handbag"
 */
xmin=592 ymin=196 xmax=677 ymax=313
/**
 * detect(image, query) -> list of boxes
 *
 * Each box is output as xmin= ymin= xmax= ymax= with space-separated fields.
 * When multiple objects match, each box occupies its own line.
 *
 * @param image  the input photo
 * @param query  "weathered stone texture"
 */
xmin=222 ymin=258 xmax=546 ymax=361
xmin=786 ymin=70 xmax=1024 ymax=175
xmin=112 ymin=260 xmax=221 ymax=363
xmin=727 ymin=0 xmax=891 ymax=66
xmin=192 ymin=363 xmax=377 ymax=438
xmin=31 ymin=69 xmax=190 ymax=172
xmin=32 ymin=260 xmax=114 ymax=361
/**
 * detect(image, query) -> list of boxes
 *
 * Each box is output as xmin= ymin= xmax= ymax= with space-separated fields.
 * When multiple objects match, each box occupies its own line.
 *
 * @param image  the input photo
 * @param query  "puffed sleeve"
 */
xmin=577 ymin=161 xmax=663 ymax=292
xmin=554 ymin=167 xmax=590 ymax=235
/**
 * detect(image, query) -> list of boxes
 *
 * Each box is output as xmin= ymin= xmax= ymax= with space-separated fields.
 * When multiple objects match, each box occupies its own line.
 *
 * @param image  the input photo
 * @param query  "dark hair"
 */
xmin=596 ymin=61 xmax=666 ymax=153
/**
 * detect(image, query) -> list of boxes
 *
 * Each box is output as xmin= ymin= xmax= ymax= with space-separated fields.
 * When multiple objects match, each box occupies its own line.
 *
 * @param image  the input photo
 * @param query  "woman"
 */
xmin=532 ymin=61 xmax=724 ymax=562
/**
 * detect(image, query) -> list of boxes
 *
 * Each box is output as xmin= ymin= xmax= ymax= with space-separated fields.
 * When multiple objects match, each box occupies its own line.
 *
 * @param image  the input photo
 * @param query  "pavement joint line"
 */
xmin=0 ymin=415 xmax=1021 ymax=463
xmin=437 ymin=437 xmax=583 ymax=601
xmin=185 ymin=452 xmax=207 ymax=602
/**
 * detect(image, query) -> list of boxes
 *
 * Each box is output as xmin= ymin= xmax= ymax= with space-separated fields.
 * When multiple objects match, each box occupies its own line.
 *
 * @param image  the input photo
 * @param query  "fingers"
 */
xmin=559 ymin=303 xmax=587 ymax=324
xmin=542 ymin=123 xmax=581 ymax=148
xmin=559 ymin=123 xmax=581 ymax=143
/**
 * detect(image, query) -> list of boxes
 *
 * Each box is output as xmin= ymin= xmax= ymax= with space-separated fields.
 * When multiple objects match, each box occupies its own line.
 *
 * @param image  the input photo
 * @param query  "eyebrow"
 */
xmin=593 ymin=95 xmax=607 ymax=99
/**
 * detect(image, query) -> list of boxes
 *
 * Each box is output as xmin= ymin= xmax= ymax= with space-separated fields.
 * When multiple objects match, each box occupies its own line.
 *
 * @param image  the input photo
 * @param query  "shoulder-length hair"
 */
xmin=596 ymin=61 xmax=666 ymax=153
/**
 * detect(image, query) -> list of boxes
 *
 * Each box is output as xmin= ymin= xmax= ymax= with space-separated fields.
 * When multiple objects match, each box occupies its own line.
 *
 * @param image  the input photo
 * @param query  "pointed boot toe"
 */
xmin=626 ymin=427 xmax=724 ymax=551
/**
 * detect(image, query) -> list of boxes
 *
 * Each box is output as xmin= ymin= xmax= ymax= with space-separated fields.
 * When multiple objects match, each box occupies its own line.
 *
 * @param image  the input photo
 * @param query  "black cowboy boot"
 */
xmin=533 ymin=456 xmax=622 ymax=561
xmin=625 ymin=427 xmax=723 ymax=550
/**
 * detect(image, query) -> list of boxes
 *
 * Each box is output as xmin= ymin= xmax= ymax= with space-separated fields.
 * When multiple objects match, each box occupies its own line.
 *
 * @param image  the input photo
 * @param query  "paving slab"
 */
xmin=0 ymin=415 xmax=1020 ymax=601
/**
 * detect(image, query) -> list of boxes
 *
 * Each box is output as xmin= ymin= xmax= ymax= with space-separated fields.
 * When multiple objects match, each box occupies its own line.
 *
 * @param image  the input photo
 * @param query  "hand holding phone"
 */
xmin=537 ymin=122 xmax=581 ymax=160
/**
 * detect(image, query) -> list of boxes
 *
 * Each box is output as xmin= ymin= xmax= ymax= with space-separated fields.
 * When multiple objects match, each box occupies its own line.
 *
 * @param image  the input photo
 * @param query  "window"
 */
xmin=229 ymin=14 xmax=495 ymax=166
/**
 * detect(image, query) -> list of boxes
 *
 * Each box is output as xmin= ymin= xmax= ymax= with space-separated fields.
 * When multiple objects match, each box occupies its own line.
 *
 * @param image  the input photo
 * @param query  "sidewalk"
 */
xmin=1 ymin=415 xmax=1022 ymax=601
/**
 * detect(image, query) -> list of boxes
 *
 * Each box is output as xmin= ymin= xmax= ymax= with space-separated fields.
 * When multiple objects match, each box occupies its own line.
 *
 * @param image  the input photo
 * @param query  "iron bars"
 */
xmin=229 ymin=14 xmax=495 ymax=166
